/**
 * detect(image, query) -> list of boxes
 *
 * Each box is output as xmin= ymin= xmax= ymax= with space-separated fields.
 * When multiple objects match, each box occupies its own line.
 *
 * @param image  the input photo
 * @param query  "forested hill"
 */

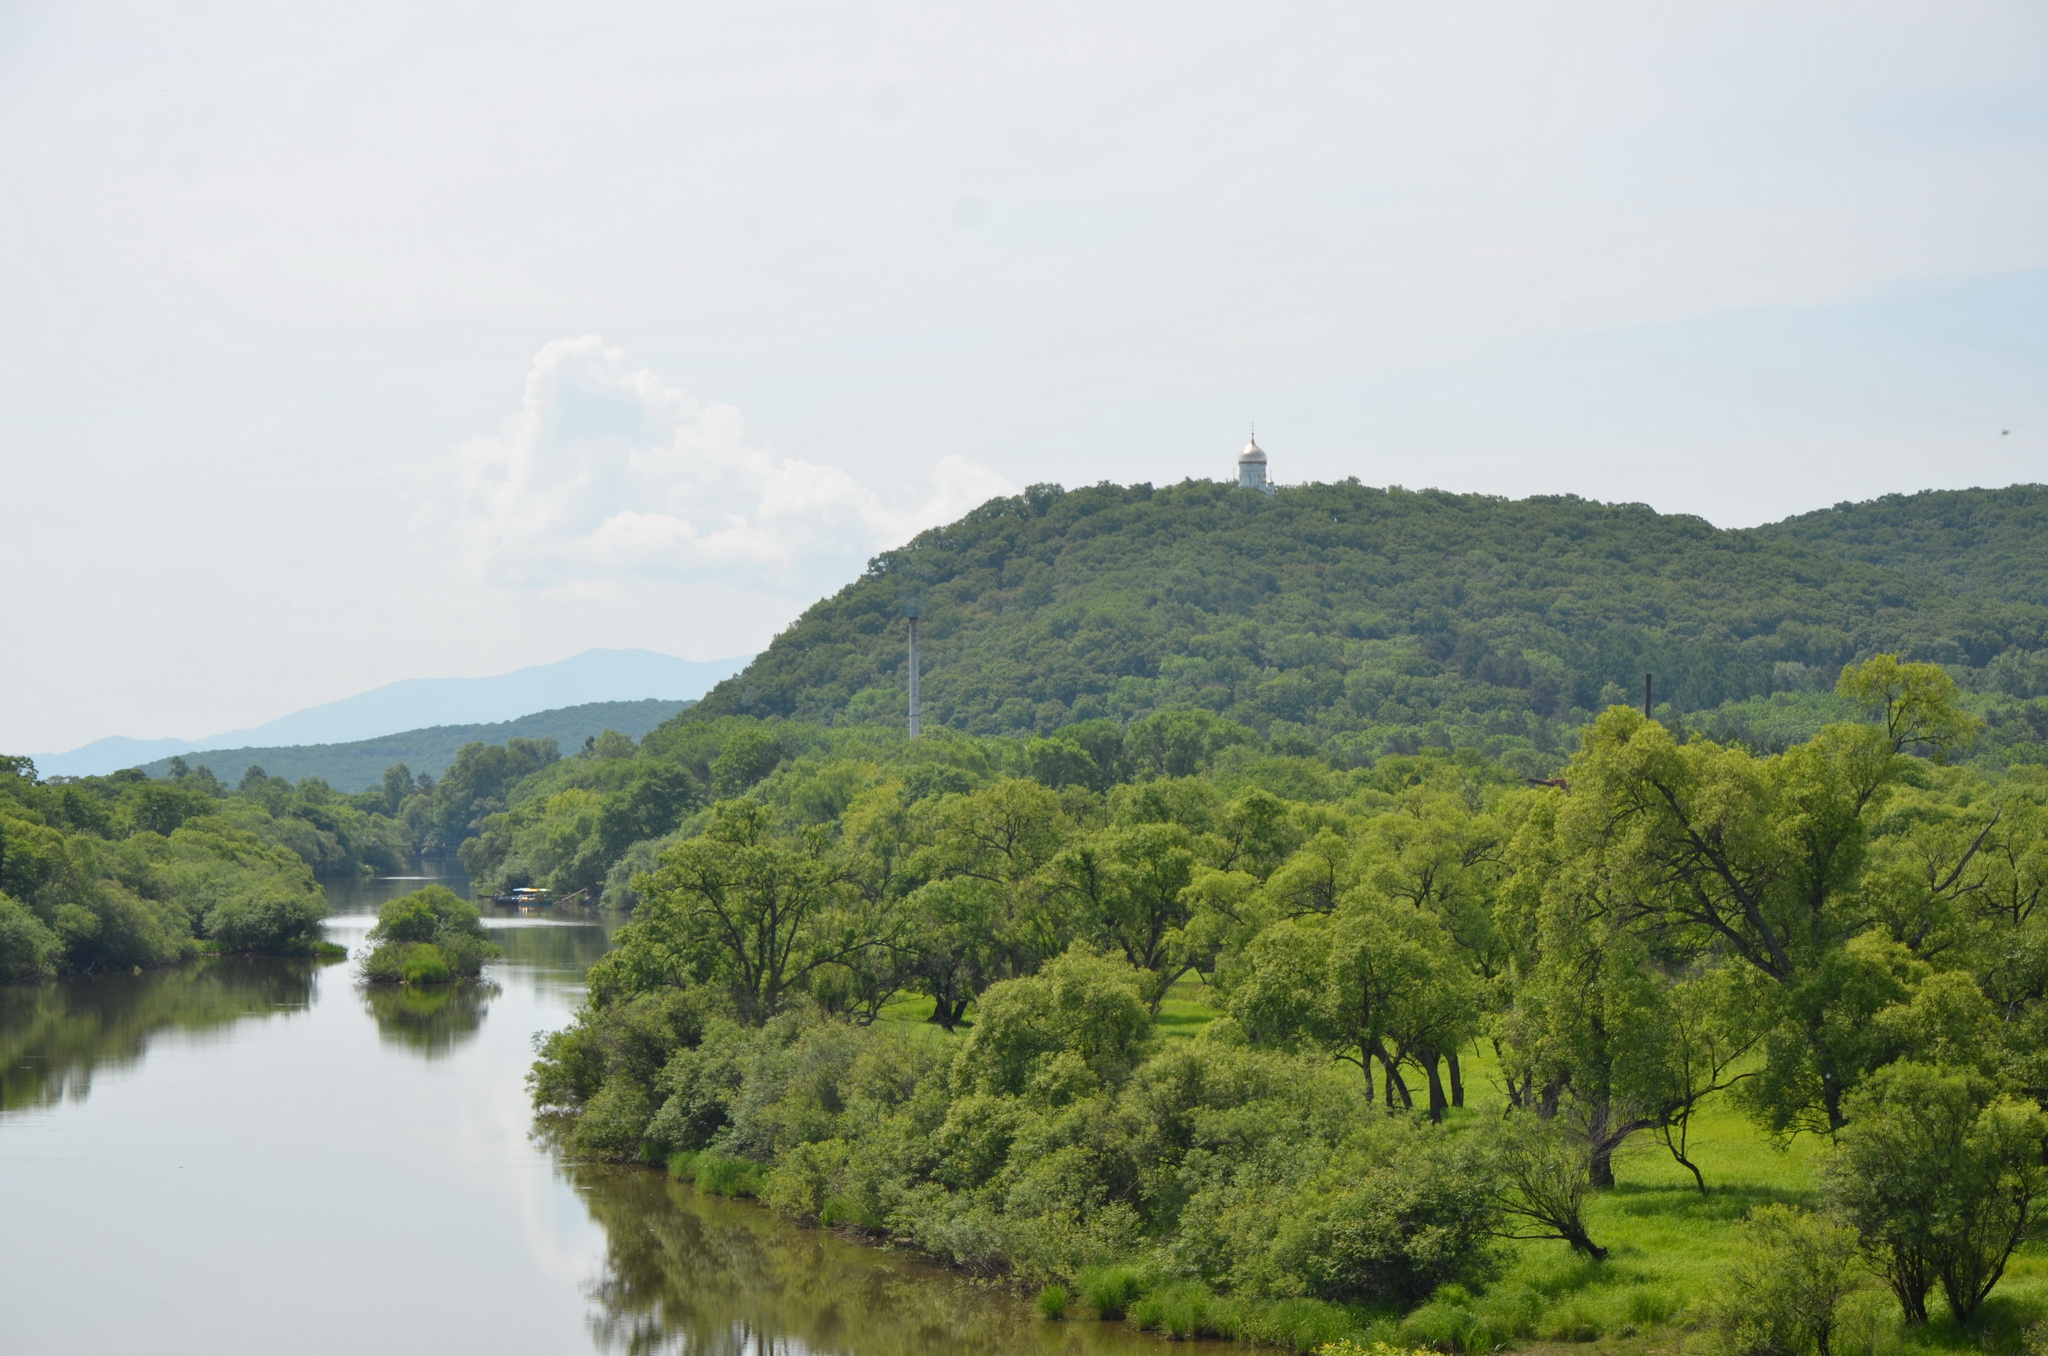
xmin=1753 ymin=483 xmax=2048 ymax=607
xmin=687 ymin=479 xmax=2048 ymax=762
xmin=133 ymin=698 xmax=695 ymax=793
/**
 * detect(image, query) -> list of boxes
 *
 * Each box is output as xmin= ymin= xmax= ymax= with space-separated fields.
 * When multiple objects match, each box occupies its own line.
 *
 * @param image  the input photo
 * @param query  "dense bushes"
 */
xmin=538 ymin=949 xmax=1500 ymax=1305
xmin=0 ymin=893 xmax=61 ymax=981
xmin=0 ymin=758 xmax=336 ymax=976
xmin=530 ymin=656 xmax=2048 ymax=1337
xmin=358 ymin=885 xmax=499 ymax=985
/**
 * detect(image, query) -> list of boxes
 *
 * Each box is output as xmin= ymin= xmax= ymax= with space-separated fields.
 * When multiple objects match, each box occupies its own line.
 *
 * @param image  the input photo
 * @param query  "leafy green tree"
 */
xmin=1712 ymin=1205 xmax=1863 ymax=1356
xmin=1551 ymin=664 xmax=1993 ymax=1136
xmin=1837 ymin=654 xmax=1981 ymax=759
xmin=361 ymin=884 xmax=499 ymax=983
xmin=1229 ymin=893 xmax=1476 ymax=1117
xmin=202 ymin=880 xmax=325 ymax=955
xmin=1045 ymin=821 xmax=1200 ymax=1004
xmin=618 ymin=801 xmax=887 ymax=1020
xmin=381 ymin=763 xmax=415 ymax=816
xmin=1825 ymin=1061 xmax=2048 ymax=1324
xmin=955 ymin=945 xmax=1150 ymax=1097
xmin=1124 ymin=709 xmax=1258 ymax=779
xmin=419 ymin=737 xmax=559 ymax=852
xmin=0 ymin=891 xmax=60 ymax=981
xmin=710 ymin=727 xmax=786 ymax=798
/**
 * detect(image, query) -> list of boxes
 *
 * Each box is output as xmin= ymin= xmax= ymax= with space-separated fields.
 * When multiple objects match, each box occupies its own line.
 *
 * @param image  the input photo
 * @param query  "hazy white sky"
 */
xmin=5 ymin=1 xmax=2046 ymax=754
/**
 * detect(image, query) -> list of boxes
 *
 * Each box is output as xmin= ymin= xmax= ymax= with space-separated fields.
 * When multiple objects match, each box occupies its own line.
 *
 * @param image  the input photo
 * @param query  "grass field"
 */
xmin=873 ymin=980 xmax=2048 ymax=1354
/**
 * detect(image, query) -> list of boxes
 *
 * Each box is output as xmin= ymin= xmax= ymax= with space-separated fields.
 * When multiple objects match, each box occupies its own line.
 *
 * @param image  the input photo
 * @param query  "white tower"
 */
xmin=1237 ymin=433 xmax=1272 ymax=493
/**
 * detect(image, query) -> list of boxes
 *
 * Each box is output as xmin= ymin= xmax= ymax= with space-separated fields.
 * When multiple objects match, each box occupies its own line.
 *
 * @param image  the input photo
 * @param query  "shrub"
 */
xmin=0 ymin=892 xmax=60 ymax=981
xmin=1712 ymin=1205 xmax=1861 ymax=1356
xmin=360 ymin=885 xmax=499 ymax=985
xmin=1038 ymin=1284 xmax=1070 ymax=1320
xmin=568 ymin=1078 xmax=655 ymax=1159
xmin=1259 ymin=1124 xmax=1499 ymax=1308
xmin=1077 ymin=1264 xmax=1147 ymax=1319
xmin=694 ymin=1151 xmax=765 ymax=1198
xmin=201 ymin=884 xmax=325 ymax=955
xmin=1826 ymin=1062 xmax=2048 ymax=1324
xmin=1129 ymin=1281 xmax=1215 ymax=1339
xmin=401 ymin=944 xmax=452 ymax=985
xmin=958 ymin=945 xmax=1151 ymax=1097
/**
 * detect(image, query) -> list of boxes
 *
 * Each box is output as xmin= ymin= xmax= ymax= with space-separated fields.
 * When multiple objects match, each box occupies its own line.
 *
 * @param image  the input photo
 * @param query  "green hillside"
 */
xmin=687 ymin=480 xmax=2048 ymax=765
xmin=1753 ymin=483 xmax=2048 ymax=608
xmin=138 ymin=699 xmax=694 ymax=792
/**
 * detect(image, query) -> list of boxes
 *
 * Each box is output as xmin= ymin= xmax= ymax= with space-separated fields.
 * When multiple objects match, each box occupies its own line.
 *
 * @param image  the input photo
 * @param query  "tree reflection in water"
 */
xmin=564 ymin=1164 xmax=1234 ymax=1356
xmin=359 ymin=980 xmax=500 ymax=1059
xmin=0 ymin=957 xmax=326 ymax=1114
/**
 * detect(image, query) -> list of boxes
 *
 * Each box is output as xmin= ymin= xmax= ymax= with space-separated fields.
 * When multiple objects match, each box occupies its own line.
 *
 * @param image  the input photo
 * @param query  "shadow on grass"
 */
xmin=1603 ymin=1180 xmax=1818 ymax=1223
xmin=1904 ymin=1288 xmax=2048 ymax=1356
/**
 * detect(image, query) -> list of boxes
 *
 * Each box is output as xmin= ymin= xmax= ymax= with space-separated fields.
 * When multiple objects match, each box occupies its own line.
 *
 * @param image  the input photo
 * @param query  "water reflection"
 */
xmin=486 ymin=916 xmax=621 ymax=986
xmin=0 ymin=957 xmax=328 ymax=1114
xmin=360 ymin=979 xmax=502 ymax=1058
xmin=566 ymin=1165 xmax=1236 ymax=1356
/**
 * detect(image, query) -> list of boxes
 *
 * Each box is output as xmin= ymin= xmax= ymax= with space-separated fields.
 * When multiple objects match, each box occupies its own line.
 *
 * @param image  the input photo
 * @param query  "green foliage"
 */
xmin=200 ymin=881 xmax=326 ymax=955
xmin=1077 ymin=1264 xmax=1145 ymax=1318
xmin=683 ymin=481 xmax=2048 ymax=759
xmin=1711 ymin=1205 xmax=1863 ymax=1356
xmin=958 ymin=945 xmax=1149 ymax=1095
xmin=400 ymin=944 xmax=452 ymax=985
xmin=1757 ymin=485 xmax=2048 ymax=609
xmin=516 ymin=653 xmax=2048 ymax=1336
xmin=0 ymin=758 xmax=340 ymax=977
xmin=134 ymin=700 xmax=694 ymax=792
xmin=360 ymin=885 xmax=498 ymax=985
xmin=0 ymin=892 xmax=60 ymax=981
xmin=1825 ymin=1062 xmax=2048 ymax=1324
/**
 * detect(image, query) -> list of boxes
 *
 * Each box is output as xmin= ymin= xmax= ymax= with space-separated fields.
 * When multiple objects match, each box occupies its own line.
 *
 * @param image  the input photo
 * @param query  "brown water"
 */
xmin=0 ymin=864 xmax=1235 ymax=1355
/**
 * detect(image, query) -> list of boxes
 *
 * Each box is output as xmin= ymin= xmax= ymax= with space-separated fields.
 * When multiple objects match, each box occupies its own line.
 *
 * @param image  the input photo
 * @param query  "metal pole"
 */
xmin=907 ymin=616 xmax=921 ymax=738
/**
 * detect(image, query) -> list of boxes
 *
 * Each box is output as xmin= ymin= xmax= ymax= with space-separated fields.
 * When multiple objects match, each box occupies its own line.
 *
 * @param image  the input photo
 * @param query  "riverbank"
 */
xmin=569 ymin=981 xmax=2048 ymax=1356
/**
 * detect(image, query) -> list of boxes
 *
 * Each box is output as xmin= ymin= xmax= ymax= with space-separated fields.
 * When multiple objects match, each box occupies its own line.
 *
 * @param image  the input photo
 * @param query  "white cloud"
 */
xmin=457 ymin=336 xmax=1013 ymax=596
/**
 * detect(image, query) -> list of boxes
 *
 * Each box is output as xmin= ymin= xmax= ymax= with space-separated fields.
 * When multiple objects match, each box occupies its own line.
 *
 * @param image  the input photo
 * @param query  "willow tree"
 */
xmin=1550 ymin=657 xmax=1987 ymax=1135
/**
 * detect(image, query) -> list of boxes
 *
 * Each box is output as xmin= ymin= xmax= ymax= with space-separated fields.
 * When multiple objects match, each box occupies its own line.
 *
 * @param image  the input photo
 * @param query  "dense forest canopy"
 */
xmin=0 ymin=756 xmax=375 ymax=979
xmin=685 ymin=481 xmax=2048 ymax=768
xmin=528 ymin=657 xmax=2048 ymax=1346
xmin=1757 ymin=484 xmax=2048 ymax=608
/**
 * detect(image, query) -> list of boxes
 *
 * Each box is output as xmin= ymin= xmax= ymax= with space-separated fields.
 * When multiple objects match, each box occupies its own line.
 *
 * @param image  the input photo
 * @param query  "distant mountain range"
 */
xmin=127 ymin=699 xmax=699 ymax=793
xmin=38 ymin=649 xmax=751 ymax=778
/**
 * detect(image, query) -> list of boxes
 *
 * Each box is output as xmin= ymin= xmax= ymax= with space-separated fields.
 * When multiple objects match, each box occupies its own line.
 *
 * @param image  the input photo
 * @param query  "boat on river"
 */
xmin=483 ymin=887 xmax=552 ymax=908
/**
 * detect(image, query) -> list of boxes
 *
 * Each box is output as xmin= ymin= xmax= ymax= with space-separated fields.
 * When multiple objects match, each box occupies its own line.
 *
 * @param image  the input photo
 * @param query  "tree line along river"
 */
xmin=0 ymin=864 xmax=1236 ymax=1356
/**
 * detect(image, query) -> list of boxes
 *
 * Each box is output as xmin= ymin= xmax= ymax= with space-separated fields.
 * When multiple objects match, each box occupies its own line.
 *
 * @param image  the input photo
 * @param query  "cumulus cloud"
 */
xmin=457 ymin=336 xmax=1013 ymax=596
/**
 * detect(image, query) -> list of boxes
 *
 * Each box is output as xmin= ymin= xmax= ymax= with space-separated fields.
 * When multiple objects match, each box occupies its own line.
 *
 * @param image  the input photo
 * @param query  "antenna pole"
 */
xmin=1644 ymin=672 xmax=1653 ymax=720
xmin=908 ymin=616 xmax=922 ymax=738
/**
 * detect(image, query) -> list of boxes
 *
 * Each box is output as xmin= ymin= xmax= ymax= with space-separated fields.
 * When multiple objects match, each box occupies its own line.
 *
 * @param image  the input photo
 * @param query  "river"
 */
xmin=0 ymin=866 xmax=1233 ymax=1355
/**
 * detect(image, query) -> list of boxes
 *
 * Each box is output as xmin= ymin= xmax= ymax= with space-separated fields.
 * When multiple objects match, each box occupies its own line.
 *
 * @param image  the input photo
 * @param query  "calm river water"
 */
xmin=0 ymin=866 xmax=1230 ymax=1355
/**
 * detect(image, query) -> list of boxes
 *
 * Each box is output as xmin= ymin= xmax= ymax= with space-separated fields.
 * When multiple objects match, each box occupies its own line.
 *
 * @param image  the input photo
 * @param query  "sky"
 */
xmin=4 ymin=1 xmax=2046 ymax=755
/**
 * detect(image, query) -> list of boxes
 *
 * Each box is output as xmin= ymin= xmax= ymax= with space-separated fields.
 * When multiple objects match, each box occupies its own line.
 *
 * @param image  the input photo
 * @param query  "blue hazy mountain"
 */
xmin=39 ymin=649 xmax=751 ymax=778
xmin=128 ymin=699 xmax=702 ymax=793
